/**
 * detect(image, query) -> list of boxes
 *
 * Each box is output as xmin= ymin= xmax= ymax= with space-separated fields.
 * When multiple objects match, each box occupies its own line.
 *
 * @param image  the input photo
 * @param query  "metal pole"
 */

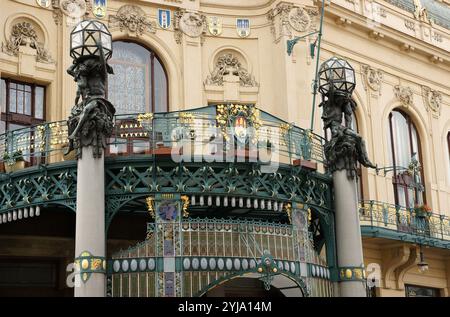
xmin=310 ymin=0 xmax=326 ymax=132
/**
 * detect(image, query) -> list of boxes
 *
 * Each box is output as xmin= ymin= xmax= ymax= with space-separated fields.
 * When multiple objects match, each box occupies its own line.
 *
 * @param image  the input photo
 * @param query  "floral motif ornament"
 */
xmin=109 ymin=5 xmax=156 ymax=36
xmin=1 ymin=22 xmax=54 ymax=63
xmin=289 ymin=7 xmax=311 ymax=32
xmin=205 ymin=53 xmax=258 ymax=87
xmin=216 ymin=104 xmax=261 ymax=143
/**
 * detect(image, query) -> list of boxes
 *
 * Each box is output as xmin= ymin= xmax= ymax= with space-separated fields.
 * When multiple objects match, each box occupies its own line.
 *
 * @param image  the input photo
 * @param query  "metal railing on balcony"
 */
xmin=359 ymin=200 xmax=450 ymax=243
xmin=0 ymin=106 xmax=326 ymax=171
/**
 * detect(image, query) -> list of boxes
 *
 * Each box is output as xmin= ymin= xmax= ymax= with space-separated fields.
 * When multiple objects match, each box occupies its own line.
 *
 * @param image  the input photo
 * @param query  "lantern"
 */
xmin=318 ymin=57 xmax=356 ymax=96
xmin=70 ymin=20 xmax=112 ymax=61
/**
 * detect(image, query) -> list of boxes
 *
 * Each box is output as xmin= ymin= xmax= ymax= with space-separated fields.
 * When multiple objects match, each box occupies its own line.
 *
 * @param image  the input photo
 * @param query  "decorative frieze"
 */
xmin=174 ymin=10 xmax=206 ymax=44
xmin=109 ymin=5 xmax=156 ymax=36
xmin=205 ymin=53 xmax=258 ymax=87
xmin=1 ymin=21 xmax=54 ymax=63
xmin=394 ymin=85 xmax=414 ymax=108
xmin=422 ymin=86 xmax=442 ymax=118
xmin=361 ymin=64 xmax=383 ymax=94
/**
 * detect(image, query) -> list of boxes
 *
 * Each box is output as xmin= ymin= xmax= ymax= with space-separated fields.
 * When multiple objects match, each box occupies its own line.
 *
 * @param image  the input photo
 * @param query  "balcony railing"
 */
xmin=359 ymin=200 xmax=450 ymax=244
xmin=0 ymin=107 xmax=326 ymax=171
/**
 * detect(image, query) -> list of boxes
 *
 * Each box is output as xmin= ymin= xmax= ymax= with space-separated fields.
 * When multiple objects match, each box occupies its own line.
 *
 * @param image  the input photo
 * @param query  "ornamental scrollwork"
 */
xmin=51 ymin=0 xmax=90 ymax=25
xmin=394 ymin=85 xmax=414 ymax=108
xmin=289 ymin=7 xmax=311 ymax=32
xmin=361 ymin=64 xmax=383 ymax=93
xmin=216 ymin=104 xmax=261 ymax=143
xmin=109 ymin=5 xmax=156 ymax=36
xmin=421 ymin=86 xmax=442 ymax=118
xmin=1 ymin=21 xmax=54 ymax=63
xmin=205 ymin=53 xmax=258 ymax=87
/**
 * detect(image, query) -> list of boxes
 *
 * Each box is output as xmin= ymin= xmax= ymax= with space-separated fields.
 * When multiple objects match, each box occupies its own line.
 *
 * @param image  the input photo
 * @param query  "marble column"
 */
xmin=74 ymin=146 xmax=106 ymax=297
xmin=333 ymin=168 xmax=366 ymax=297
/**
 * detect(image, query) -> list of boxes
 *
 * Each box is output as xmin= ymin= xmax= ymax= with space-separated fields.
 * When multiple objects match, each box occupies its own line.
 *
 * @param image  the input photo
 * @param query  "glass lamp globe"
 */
xmin=70 ymin=20 xmax=112 ymax=61
xmin=318 ymin=57 xmax=356 ymax=96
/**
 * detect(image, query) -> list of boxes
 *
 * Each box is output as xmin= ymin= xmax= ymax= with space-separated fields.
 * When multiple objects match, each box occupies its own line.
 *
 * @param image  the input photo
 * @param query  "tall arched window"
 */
xmin=387 ymin=110 xmax=424 ymax=207
xmin=108 ymin=41 xmax=168 ymax=114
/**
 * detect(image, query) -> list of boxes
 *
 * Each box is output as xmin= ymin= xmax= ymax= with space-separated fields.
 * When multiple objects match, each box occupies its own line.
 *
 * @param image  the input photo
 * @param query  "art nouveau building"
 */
xmin=0 ymin=0 xmax=449 ymax=297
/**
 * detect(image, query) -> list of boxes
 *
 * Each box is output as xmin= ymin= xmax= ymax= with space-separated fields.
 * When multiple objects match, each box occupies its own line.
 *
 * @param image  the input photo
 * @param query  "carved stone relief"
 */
xmin=109 ymin=5 xmax=156 ymax=36
xmin=174 ymin=10 xmax=206 ymax=44
xmin=205 ymin=53 xmax=258 ymax=87
xmin=267 ymin=3 xmax=319 ymax=41
xmin=394 ymin=85 xmax=414 ymax=108
xmin=422 ymin=86 xmax=442 ymax=118
xmin=361 ymin=64 xmax=383 ymax=94
xmin=1 ymin=21 xmax=54 ymax=63
xmin=52 ymin=0 xmax=90 ymax=25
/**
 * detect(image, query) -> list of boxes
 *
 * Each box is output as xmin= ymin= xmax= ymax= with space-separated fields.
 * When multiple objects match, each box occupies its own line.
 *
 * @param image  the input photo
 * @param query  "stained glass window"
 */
xmin=108 ymin=41 xmax=168 ymax=114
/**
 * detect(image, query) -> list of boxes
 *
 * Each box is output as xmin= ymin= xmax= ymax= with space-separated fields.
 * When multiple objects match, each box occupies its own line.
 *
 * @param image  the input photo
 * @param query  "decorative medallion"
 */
xmin=109 ymin=5 xmax=156 ymax=36
xmin=92 ymin=0 xmax=107 ymax=19
xmin=179 ymin=11 xmax=205 ymax=37
xmin=74 ymin=250 xmax=106 ymax=283
xmin=236 ymin=18 xmax=250 ymax=38
xmin=36 ymin=0 xmax=51 ymax=8
xmin=158 ymin=9 xmax=171 ymax=29
xmin=233 ymin=116 xmax=248 ymax=144
xmin=208 ymin=16 xmax=222 ymax=36
xmin=288 ymin=7 xmax=311 ymax=32
xmin=361 ymin=64 xmax=383 ymax=93
xmin=422 ymin=86 xmax=442 ymax=118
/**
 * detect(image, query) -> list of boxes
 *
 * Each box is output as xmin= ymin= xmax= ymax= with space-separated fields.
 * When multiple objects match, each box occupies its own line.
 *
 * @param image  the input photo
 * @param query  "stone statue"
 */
xmin=66 ymin=47 xmax=115 ymax=159
xmin=319 ymin=87 xmax=376 ymax=178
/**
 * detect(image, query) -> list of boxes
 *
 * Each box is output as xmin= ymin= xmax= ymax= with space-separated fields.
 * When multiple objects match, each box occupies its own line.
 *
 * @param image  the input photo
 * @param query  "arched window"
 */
xmin=108 ymin=41 xmax=168 ymax=114
xmin=387 ymin=110 xmax=424 ymax=207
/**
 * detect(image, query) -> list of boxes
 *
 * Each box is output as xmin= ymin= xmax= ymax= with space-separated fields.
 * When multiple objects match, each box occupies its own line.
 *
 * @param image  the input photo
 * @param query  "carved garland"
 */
xmin=1 ymin=21 xmax=54 ymax=63
xmin=394 ymin=85 xmax=414 ymax=108
xmin=422 ymin=86 xmax=442 ymax=118
xmin=205 ymin=53 xmax=258 ymax=87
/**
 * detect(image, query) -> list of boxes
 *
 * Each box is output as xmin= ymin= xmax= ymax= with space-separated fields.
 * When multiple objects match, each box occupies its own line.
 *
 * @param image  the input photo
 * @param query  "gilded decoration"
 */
xmin=2 ymin=21 xmax=54 ymax=63
xmin=216 ymin=104 xmax=261 ymax=143
xmin=421 ymin=86 xmax=442 ymax=118
xmin=146 ymin=196 xmax=155 ymax=218
xmin=361 ymin=64 xmax=383 ymax=93
xmin=394 ymin=85 xmax=414 ymax=108
xmin=174 ymin=10 xmax=206 ymax=43
xmin=109 ymin=5 xmax=156 ymax=36
xmin=181 ymin=195 xmax=190 ymax=218
xmin=205 ymin=53 xmax=258 ymax=87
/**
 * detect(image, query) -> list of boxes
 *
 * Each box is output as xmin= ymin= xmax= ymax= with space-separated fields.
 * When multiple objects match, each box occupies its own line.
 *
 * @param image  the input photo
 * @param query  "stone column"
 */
xmin=333 ymin=168 xmax=366 ymax=297
xmin=74 ymin=146 xmax=106 ymax=297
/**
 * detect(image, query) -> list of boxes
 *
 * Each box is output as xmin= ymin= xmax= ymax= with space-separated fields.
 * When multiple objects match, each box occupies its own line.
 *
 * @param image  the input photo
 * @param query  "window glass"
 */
xmin=108 ymin=41 xmax=168 ymax=114
xmin=35 ymin=86 xmax=45 ymax=119
xmin=0 ymin=79 xmax=6 ymax=113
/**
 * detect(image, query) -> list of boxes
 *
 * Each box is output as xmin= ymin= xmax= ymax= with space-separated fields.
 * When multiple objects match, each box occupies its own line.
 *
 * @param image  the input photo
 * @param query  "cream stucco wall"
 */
xmin=1 ymin=0 xmax=449 ymax=296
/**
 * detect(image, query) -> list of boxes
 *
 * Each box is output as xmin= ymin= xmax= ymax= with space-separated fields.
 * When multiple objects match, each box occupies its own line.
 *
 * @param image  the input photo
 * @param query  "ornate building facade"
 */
xmin=0 ymin=0 xmax=449 ymax=297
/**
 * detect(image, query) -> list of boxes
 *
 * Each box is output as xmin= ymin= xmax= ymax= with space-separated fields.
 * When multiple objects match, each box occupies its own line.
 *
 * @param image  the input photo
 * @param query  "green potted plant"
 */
xmin=3 ymin=150 xmax=25 ymax=173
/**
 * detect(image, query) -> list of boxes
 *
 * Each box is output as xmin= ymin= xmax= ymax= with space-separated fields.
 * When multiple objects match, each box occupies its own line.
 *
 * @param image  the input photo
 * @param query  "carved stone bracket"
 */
xmin=1 ymin=21 xmax=54 ymax=63
xmin=205 ymin=53 xmax=258 ymax=87
xmin=174 ymin=10 xmax=206 ymax=44
xmin=361 ymin=64 xmax=383 ymax=94
xmin=422 ymin=86 xmax=442 ymax=118
xmin=394 ymin=85 xmax=414 ymax=108
xmin=109 ymin=5 xmax=156 ymax=36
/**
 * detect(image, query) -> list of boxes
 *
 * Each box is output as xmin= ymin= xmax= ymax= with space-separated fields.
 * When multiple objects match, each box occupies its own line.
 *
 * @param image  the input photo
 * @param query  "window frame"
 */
xmin=107 ymin=40 xmax=169 ymax=114
xmin=388 ymin=110 xmax=426 ymax=207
